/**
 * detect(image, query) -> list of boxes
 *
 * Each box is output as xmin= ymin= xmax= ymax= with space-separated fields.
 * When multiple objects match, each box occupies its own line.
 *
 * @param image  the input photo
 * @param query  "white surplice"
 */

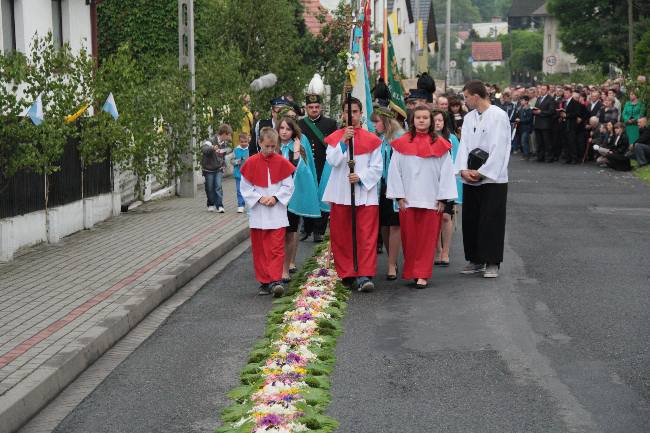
xmin=455 ymin=105 xmax=511 ymax=184
xmin=240 ymin=170 xmax=295 ymax=229
xmin=322 ymin=143 xmax=383 ymax=206
xmin=386 ymin=151 xmax=457 ymax=209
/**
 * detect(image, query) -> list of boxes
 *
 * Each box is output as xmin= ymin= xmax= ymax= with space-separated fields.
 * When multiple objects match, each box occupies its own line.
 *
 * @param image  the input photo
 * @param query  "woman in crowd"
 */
xmin=276 ymin=114 xmax=320 ymax=282
xmin=602 ymin=96 xmax=619 ymax=126
xmin=386 ymin=106 xmax=457 ymax=288
xmin=594 ymin=122 xmax=631 ymax=171
xmin=371 ymin=106 xmax=404 ymax=280
xmin=431 ymin=110 xmax=462 ymax=267
xmin=448 ymin=97 xmax=467 ymax=137
xmin=622 ymin=90 xmax=646 ymax=144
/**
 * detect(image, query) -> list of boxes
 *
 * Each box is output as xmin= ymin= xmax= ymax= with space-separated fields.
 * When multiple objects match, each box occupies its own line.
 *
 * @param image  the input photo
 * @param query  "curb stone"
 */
xmin=0 ymin=226 xmax=250 ymax=433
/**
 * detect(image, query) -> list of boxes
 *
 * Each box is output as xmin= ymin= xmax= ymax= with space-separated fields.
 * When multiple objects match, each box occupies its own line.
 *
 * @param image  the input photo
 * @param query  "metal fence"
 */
xmin=0 ymin=138 xmax=112 ymax=219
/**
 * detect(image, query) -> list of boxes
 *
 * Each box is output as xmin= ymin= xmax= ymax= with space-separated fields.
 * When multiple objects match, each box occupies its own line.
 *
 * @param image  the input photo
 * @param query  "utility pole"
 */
xmin=445 ymin=0 xmax=451 ymax=86
xmin=628 ymin=0 xmax=634 ymax=70
xmin=178 ymin=0 xmax=197 ymax=198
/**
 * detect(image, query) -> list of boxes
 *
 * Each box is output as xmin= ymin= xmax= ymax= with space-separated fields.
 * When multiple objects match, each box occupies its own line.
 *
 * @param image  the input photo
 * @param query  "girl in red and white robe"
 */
xmin=386 ymin=106 xmax=457 ymax=288
xmin=240 ymin=128 xmax=295 ymax=297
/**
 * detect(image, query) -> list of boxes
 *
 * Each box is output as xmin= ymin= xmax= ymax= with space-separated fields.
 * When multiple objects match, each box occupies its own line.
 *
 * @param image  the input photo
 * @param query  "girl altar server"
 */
xmin=386 ymin=106 xmax=457 ymax=288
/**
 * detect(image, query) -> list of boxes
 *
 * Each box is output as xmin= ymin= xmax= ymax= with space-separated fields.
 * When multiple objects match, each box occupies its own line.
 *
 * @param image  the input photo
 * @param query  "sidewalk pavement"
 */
xmin=0 ymin=177 xmax=249 ymax=433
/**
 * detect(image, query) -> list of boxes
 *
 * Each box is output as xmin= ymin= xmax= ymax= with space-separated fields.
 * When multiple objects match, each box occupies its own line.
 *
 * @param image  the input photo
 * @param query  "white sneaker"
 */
xmin=217 ymin=206 xmax=225 ymax=213
xmin=207 ymin=206 xmax=216 ymax=212
xmin=483 ymin=265 xmax=499 ymax=278
xmin=237 ymin=206 xmax=244 ymax=213
xmin=592 ymin=144 xmax=600 ymax=151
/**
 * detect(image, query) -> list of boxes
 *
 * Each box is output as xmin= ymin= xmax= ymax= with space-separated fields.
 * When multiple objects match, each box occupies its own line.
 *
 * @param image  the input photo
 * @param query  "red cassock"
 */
xmin=329 ymin=204 xmax=379 ymax=278
xmin=391 ymin=133 xmax=451 ymax=280
xmin=250 ymin=227 xmax=286 ymax=283
xmin=324 ymin=128 xmax=382 ymax=278
xmin=241 ymin=153 xmax=296 ymax=284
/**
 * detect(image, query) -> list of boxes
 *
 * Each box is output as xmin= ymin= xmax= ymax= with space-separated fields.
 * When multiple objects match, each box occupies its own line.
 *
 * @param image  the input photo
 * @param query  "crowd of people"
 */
xmin=200 ymin=75 xmax=650 ymax=297
xmin=200 ymin=78 xmax=514 ymax=297
xmin=476 ymin=81 xmax=648 ymax=170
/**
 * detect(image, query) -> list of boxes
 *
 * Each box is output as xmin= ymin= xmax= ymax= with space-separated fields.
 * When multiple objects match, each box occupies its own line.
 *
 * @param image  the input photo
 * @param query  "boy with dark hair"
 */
xmin=201 ymin=124 xmax=232 ymax=212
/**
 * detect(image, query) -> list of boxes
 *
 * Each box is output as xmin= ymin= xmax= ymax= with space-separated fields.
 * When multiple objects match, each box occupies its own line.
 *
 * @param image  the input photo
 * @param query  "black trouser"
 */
xmin=564 ymin=128 xmax=578 ymax=162
xmin=535 ymin=128 xmax=554 ymax=161
xmin=303 ymin=212 xmax=329 ymax=236
xmin=462 ymin=183 xmax=508 ymax=265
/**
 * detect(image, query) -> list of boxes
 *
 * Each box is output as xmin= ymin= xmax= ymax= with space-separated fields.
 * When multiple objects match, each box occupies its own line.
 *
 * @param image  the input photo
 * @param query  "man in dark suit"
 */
xmin=298 ymin=94 xmax=338 ymax=242
xmin=532 ymin=84 xmax=557 ymax=162
xmin=562 ymin=90 xmax=588 ymax=164
xmin=587 ymin=90 xmax=605 ymax=122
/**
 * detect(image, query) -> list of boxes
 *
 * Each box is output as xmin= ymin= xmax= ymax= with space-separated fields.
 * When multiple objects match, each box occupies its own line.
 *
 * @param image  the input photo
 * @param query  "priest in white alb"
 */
xmin=322 ymin=97 xmax=383 ymax=292
xmin=240 ymin=127 xmax=295 ymax=297
xmin=386 ymin=106 xmax=458 ymax=288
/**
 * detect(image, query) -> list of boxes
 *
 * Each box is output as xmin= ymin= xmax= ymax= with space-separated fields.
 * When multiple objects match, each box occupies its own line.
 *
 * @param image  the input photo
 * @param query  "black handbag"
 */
xmin=468 ymin=148 xmax=489 ymax=170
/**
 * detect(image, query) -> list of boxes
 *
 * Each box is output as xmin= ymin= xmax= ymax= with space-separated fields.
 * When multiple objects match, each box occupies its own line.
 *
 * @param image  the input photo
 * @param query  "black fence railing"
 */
xmin=0 ymin=138 xmax=112 ymax=219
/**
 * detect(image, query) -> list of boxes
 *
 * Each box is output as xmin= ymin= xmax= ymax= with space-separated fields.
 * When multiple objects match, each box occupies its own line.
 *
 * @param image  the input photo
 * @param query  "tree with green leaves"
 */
xmin=433 ymin=0 xmax=481 ymax=25
xmin=547 ymin=0 xmax=650 ymax=70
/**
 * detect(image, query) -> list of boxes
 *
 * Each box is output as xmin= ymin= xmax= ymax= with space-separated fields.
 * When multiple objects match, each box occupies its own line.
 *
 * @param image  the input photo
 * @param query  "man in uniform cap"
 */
xmin=251 ymin=96 xmax=290 ymax=156
xmin=298 ymin=93 xmax=338 ymax=242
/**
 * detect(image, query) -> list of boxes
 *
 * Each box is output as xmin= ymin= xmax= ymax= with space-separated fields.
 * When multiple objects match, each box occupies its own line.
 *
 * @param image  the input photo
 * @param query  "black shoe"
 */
xmin=258 ymin=284 xmax=272 ymax=296
xmin=299 ymin=232 xmax=310 ymax=241
xmin=288 ymin=266 xmax=297 ymax=274
xmin=282 ymin=277 xmax=291 ymax=283
xmin=415 ymin=280 xmax=428 ymax=289
xmin=357 ymin=277 xmax=374 ymax=292
xmin=341 ymin=277 xmax=355 ymax=288
xmin=313 ymin=234 xmax=323 ymax=243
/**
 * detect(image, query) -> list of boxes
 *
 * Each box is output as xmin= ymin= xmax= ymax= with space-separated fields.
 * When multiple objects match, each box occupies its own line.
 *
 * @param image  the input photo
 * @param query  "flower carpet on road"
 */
xmin=216 ymin=243 xmax=347 ymax=433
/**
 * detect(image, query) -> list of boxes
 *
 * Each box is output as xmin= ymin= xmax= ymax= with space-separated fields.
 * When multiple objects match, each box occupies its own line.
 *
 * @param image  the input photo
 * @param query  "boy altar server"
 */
xmin=387 ymin=106 xmax=458 ymax=288
xmin=323 ymin=97 xmax=383 ymax=292
xmin=240 ymin=127 xmax=295 ymax=297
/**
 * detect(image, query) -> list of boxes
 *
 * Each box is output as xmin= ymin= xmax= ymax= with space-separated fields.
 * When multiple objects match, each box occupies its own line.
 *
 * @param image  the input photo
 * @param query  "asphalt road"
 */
xmin=53 ymin=238 xmax=317 ymax=433
xmin=328 ymin=159 xmax=650 ymax=433
xmin=52 ymin=159 xmax=650 ymax=433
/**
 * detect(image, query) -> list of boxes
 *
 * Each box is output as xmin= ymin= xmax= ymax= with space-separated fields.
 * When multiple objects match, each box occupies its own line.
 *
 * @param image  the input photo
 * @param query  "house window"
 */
xmin=52 ymin=0 xmax=63 ymax=48
xmin=1 ymin=0 xmax=16 ymax=52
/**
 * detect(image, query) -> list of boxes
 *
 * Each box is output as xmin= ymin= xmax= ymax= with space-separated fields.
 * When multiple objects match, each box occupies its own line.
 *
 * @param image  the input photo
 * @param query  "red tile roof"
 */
xmin=302 ymin=0 xmax=333 ymax=36
xmin=471 ymin=42 xmax=503 ymax=61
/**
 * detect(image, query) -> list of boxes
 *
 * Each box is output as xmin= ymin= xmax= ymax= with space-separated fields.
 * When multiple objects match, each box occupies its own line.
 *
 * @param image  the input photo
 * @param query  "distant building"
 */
xmin=507 ymin=0 xmax=545 ymax=31
xmin=471 ymin=42 xmax=503 ymax=71
xmin=472 ymin=21 xmax=508 ymax=39
xmin=532 ymin=3 xmax=579 ymax=74
xmin=0 ymin=0 xmax=92 ymax=55
xmin=302 ymin=0 xmax=333 ymax=36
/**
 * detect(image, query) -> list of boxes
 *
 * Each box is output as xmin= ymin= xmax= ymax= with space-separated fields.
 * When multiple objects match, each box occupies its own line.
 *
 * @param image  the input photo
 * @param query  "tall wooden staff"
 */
xmin=346 ymin=91 xmax=359 ymax=272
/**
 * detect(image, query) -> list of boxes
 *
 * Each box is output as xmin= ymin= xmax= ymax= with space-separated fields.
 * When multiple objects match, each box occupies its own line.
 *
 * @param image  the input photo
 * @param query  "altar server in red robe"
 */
xmin=322 ymin=97 xmax=383 ymax=292
xmin=240 ymin=127 xmax=295 ymax=297
xmin=387 ymin=106 xmax=457 ymax=288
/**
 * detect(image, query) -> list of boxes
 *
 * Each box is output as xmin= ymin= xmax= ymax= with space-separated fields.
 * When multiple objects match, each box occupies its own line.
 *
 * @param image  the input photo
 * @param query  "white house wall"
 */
xmin=1 ymin=0 xmax=91 ymax=54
